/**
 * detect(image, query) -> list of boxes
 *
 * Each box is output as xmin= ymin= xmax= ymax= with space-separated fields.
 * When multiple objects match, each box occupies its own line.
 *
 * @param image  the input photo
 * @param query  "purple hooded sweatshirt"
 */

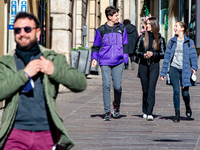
xmin=91 ymin=23 xmax=129 ymax=66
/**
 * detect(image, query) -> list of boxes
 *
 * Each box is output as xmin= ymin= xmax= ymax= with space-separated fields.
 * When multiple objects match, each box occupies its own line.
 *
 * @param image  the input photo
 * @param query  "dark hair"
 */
xmin=105 ymin=6 xmax=119 ymax=20
xmin=177 ymin=21 xmax=189 ymax=36
xmin=14 ymin=12 xmax=40 ymax=28
xmin=143 ymin=21 xmax=147 ymax=25
xmin=123 ymin=19 xmax=131 ymax=25
xmin=144 ymin=17 xmax=160 ymax=50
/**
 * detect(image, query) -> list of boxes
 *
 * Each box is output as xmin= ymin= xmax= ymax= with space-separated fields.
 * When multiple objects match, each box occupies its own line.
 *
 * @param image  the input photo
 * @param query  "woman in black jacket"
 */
xmin=134 ymin=17 xmax=166 ymax=121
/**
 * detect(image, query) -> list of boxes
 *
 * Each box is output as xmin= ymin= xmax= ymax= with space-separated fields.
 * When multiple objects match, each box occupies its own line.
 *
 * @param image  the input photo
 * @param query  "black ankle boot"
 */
xmin=173 ymin=110 xmax=180 ymax=123
xmin=186 ymin=105 xmax=192 ymax=118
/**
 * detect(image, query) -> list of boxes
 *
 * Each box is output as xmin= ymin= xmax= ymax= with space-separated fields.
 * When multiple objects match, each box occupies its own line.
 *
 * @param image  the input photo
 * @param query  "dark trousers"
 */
xmin=169 ymin=66 xmax=190 ymax=111
xmin=139 ymin=62 xmax=159 ymax=115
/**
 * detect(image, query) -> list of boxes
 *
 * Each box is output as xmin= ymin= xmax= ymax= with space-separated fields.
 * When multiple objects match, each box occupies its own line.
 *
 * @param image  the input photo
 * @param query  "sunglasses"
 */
xmin=14 ymin=26 xmax=37 ymax=34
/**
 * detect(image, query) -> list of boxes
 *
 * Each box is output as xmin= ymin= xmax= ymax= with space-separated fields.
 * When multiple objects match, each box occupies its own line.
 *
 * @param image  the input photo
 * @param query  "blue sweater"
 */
xmin=14 ymin=53 xmax=50 ymax=131
xmin=160 ymin=34 xmax=198 ymax=87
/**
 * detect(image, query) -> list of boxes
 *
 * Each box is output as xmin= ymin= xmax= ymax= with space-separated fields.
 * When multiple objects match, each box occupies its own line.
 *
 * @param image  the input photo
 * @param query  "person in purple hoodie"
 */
xmin=91 ymin=6 xmax=129 ymax=121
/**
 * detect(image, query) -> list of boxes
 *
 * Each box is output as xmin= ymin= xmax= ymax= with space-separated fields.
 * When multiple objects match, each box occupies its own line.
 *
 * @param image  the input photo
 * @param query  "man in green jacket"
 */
xmin=0 ymin=12 xmax=87 ymax=150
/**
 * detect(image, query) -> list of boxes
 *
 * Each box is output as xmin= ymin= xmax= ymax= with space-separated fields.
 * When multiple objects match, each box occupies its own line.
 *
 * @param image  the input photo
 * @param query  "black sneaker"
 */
xmin=113 ymin=102 xmax=120 ymax=118
xmin=104 ymin=112 xmax=111 ymax=121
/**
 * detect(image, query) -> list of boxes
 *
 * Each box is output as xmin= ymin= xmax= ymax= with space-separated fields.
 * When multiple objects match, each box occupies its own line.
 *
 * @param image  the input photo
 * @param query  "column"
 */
xmin=50 ymin=0 xmax=72 ymax=63
xmin=89 ymin=0 xmax=96 ymax=47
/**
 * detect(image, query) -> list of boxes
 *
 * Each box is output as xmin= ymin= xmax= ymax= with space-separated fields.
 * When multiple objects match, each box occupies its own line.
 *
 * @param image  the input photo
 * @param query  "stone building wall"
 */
xmin=88 ymin=0 xmax=100 ymax=47
xmin=50 ymin=0 xmax=72 ymax=63
xmin=50 ymin=0 xmax=100 ymax=62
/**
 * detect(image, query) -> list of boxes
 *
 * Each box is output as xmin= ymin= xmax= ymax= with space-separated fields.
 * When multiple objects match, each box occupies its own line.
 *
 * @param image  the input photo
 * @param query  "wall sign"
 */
xmin=9 ymin=0 xmax=27 ymax=30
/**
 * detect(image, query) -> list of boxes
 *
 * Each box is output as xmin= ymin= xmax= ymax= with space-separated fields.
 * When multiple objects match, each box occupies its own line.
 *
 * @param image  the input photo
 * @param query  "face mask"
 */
xmin=21 ymin=74 xmax=35 ymax=93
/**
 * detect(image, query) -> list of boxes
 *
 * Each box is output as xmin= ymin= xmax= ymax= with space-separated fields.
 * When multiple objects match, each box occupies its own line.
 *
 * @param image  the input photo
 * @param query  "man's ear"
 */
xmin=108 ymin=15 xmax=112 ymax=20
xmin=36 ymin=28 xmax=41 ymax=38
xmin=36 ymin=28 xmax=41 ymax=41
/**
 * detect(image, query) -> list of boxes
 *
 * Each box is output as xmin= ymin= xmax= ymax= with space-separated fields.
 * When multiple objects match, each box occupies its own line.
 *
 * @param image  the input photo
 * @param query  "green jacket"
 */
xmin=0 ymin=45 xmax=87 ymax=149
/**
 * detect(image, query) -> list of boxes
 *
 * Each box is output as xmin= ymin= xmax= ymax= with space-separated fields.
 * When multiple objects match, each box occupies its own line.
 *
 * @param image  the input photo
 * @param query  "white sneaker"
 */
xmin=143 ymin=114 xmax=147 ymax=119
xmin=147 ymin=115 xmax=153 ymax=121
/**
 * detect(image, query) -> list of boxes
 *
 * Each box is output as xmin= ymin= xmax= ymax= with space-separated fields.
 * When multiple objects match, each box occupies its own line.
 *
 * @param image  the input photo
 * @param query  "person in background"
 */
xmin=134 ymin=17 xmax=166 ymax=121
xmin=0 ymin=12 xmax=87 ymax=150
xmin=160 ymin=21 xmax=198 ymax=123
xmin=139 ymin=21 xmax=147 ymax=37
xmin=123 ymin=19 xmax=138 ymax=70
xmin=91 ymin=6 xmax=129 ymax=121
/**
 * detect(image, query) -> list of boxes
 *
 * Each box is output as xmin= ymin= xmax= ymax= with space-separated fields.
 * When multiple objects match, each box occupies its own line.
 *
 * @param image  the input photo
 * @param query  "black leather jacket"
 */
xmin=134 ymin=33 xmax=166 ymax=65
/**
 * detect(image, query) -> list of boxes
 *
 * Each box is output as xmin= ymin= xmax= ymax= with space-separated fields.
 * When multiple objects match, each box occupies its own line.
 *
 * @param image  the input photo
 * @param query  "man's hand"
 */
xmin=91 ymin=59 xmax=97 ymax=68
xmin=40 ymin=56 xmax=54 ymax=76
xmin=24 ymin=59 xmax=41 ymax=77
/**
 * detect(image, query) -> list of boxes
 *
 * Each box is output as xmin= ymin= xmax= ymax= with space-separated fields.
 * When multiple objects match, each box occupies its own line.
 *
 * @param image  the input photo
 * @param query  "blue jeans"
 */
xmin=101 ymin=63 xmax=124 ymax=112
xmin=169 ymin=66 xmax=190 ymax=111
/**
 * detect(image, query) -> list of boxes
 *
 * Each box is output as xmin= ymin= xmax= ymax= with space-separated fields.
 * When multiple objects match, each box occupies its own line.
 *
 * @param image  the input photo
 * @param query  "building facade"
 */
xmin=0 ymin=0 xmax=100 ymax=63
xmin=0 ymin=0 xmax=199 ymax=65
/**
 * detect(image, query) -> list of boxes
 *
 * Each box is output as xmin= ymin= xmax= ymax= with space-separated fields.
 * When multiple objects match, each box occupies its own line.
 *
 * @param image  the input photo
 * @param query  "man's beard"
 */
xmin=16 ymin=38 xmax=38 ymax=51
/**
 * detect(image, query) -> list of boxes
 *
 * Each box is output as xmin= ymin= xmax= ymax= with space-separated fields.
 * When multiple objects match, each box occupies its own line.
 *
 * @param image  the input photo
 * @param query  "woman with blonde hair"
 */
xmin=160 ymin=21 xmax=198 ymax=123
xmin=134 ymin=17 xmax=166 ymax=121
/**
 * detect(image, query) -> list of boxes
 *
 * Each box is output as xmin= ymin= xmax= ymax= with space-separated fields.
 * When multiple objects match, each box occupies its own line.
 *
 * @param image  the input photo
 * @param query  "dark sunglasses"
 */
xmin=14 ymin=26 xmax=37 ymax=34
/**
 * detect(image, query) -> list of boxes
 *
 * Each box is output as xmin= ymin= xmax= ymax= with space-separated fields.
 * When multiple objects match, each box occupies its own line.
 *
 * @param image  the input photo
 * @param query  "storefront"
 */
xmin=196 ymin=0 xmax=200 ymax=49
xmin=188 ymin=0 xmax=196 ymax=44
xmin=189 ymin=0 xmax=200 ymax=49
xmin=158 ymin=0 xmax=199 ymax=47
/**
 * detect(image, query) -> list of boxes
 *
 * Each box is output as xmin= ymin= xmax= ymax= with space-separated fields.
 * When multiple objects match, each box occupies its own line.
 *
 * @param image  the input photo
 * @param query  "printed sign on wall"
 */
xmin=9 ymin=0 xmax=27 ymax=30
xmin=19 ymin=0 xmax=27 ymax=12
xmin=9 ymin=0 xmax=18 ymax=29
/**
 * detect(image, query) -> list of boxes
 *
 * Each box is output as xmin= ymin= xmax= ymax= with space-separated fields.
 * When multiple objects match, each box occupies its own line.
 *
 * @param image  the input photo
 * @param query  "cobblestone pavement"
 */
xmin=1 ymin=64 xmax=200 ymax=150
xmin=56 ymin=65 xmax=200 ymax=150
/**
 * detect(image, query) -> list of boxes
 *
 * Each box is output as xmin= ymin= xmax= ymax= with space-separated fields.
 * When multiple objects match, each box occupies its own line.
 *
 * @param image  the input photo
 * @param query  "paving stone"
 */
xmin=1 ymin=64 xmax=200 ymax=149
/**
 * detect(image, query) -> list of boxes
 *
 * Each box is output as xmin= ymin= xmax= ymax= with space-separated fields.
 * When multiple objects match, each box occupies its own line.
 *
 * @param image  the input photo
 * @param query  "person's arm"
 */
xmin=0 ymin=66 xmax=29 ymax=101
xmin=91 ymin=28 xmax=102 ymax=67
xmin=189 ymin=39 xmax=198 ymax=72
xmin=0 ymin=58 xmax=41 ymax=101
xmin=49 ymin=54 xmax=87 ymax=92
xmin=160 ymin=40 xmax=173 ymax=77
xmin=134 ymin=35 xmax=146 ymax=59
xmin=122 ymin=27 xmax=129 ymax=64
xmin=153 ymin=37 xmax=166 ymax=59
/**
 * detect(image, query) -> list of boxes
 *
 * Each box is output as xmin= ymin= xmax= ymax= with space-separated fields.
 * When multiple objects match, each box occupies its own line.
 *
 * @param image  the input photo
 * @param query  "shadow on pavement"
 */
xmin=159 ymin=116 xmax=194 ymax=121
xmin=132 ymin=114 xmax=161 ymax=119
xmin=153 ymin=139 xmax=183 ymax=142
xmin=112 ymin=115 xmax=127 ymax=119
xmin=90 ymin=114 xmax=104 ymax=119
xmin=90 ymin=114 xmax=127 ymax=119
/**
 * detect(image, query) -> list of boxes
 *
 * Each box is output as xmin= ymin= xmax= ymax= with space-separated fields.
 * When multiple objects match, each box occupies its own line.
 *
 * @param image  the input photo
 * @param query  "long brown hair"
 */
xmin=144 ymin=17 xmax=160 ymax=50
xmin=177 ymin=21 xmax=189 ymax=36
